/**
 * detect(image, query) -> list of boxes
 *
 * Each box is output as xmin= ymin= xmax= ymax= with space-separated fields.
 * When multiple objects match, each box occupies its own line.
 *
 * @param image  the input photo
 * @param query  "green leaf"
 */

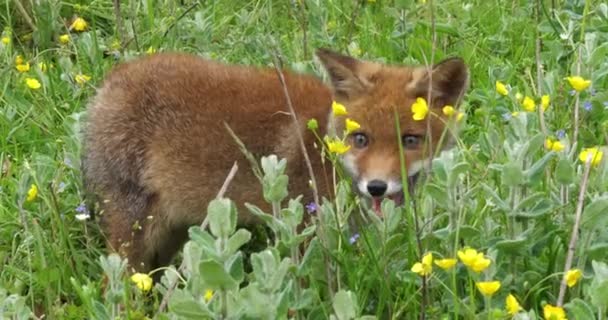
xmin=425 ymin=183 xmax=449 ymax=208
xmin=582 ymin=197 xmax=608 ymax=230
xmin=501 ymin=162 xmax=525 ymax=186
xmin=333 ymin=290 xmax=357 ymax=320
xmin=226 ymin=229 xmax=252 ymax=256
xmin=555 ymin=158 xmax=575 ymax=185
xmin=448 ymin=162 xmax=470 ymax=188
xmin=564 ymin=299 xmax=595 ymax=320
xmin=168 ymin=290 xmax=213 ymax=319
xmin=226 ymin=252 xmax=245 ymax=284
xmin=199 ymin=260 xmax=238 ymax=291
xmin=494 ymin=235 xmax=529 ymax=254
xmin=524 ymin=152 xmax=555 ymax=182
xmin=207 ymin=198 xmax=237 ymax=238
xmin=481 ymin=183 xmax=510 ymax=211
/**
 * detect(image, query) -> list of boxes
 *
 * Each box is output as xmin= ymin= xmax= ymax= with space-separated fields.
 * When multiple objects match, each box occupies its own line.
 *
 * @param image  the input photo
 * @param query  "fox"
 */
xmin=82 ymin=48 xmax=469 ymax=274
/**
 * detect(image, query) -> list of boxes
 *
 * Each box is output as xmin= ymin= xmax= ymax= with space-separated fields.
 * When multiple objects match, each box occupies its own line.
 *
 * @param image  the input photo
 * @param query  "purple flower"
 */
xmin=57 ymin=182 xmax=67 ymax=193
xmin=556 ymin=130 xmax=566 ymax=139
xmin=349 ymin=233 xmax=360 ymax=245
xmin=76 ymin=203 xmax=87 ymax=213
xmin=583 ymin=101 xmax=592 ymax=111
xmin=305 ymin=202 xmax=318 ymax=214
xmin=63 ymin=157 xmax=73 ymax=168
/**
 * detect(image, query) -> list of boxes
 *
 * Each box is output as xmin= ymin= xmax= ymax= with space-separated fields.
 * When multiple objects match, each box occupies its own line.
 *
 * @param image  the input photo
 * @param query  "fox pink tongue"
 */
xmin=373 ymin=198 xmax=383 ymax=217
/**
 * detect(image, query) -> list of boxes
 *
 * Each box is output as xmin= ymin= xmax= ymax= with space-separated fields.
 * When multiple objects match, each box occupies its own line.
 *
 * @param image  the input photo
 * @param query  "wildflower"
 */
xmin=495 ymin=81 xmax=509 ymax=96
xmin=332 ymin=101 xmax=348 ymax=116
xmin=16 ymin=62 xmax=30 ymax=73
xmin=38 ymin=62 xmax=47 ymax=72
xmin=326 ymin=138 xmax=350 ymax=154
xmin=110 ymin=39 xmax=121 ymax=50
xmin=25 ymin=78 xmax=41 ymax=90
xmin=26 ymin=184 xmax=38 ymax=202
xmin=15 ymin=55 xmax=24 ymax=65
xmin=578 ymin=147 xmax=603 ymax=167
xmin=146 ymin=46 xmax=156 ymax=55
xmin=75 ymin=74 xmax=91 ymax=85
xmin=506 ymin=294 xmax=523 ymax=315
xmin=1 ymin=36 xmax=10 ymax=45
xmin=411 ymin=97 xmax=429 ymax=121
xmin=349 ymin=233 xmax=360 ymax=245
xmin=543 ymin=304 xmax=567 ymax=320
xmin=545 ymin=138 xmax=565 ymax=152
xmin=204 ymin=289 xmax=214 ymax=302
xmin=411 ymin=252 xmax=433 ymax=276
xmin=583 ymin=101 xmax=592 ymax=111
xmin=305 ymin=202 xmax=318 ymax=214
xmin=70 ymin=17 xmax=88 ymax=32
xmin=442 ymin=105 xmax=455 ymax=116
xmin=307 ymin=118 xmax=318 ymax=130
xmin=565 ymin=76 xmax=591 ymax=92
xmin=434 ymin=258 xmax=457 ymax=270
xmin=556 ymin=130 xmax=566 ymax=139
xmin=522 ymin=96 xmax=536 ymax=112
xmin=564 ymin=269 xmax=582 ymax=287
xmin=456 ymin=112 xmax=465 ymax=122
xmin=541 ymin=95 xmax=550 ymax=111
xmin=345 ymin=118 xmax=361 ymax=133
xmin=515 ymin=92 xmax=523 ymax=101
xmin=457 ymin=248 xmax=491 ymax=273
xmin=475 ymin=281 xmax=501 ymax=296
xmin=59 ymin=34 xmax=70 ymax=44
xmin=131 ymin=273 xmax=153 ymax=292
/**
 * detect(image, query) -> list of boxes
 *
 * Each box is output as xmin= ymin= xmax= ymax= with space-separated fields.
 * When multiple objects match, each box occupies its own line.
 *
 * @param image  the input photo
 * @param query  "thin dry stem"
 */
xmin=556 ymin=155 xmax=592 ymax=306
xmin=112 ymin=0 xmax=125 ymax=48
xmin=13 ymin=0 xmax=37 ymax=32
xmin=535 ymin=0 xmax=548 ymax=136
xmin=155 ymin=162 xmax=239 ymax=316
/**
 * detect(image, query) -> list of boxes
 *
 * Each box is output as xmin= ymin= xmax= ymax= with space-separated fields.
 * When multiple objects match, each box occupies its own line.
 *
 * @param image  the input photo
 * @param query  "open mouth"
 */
xmin=368 ymin=173 xmax=420 ymax=217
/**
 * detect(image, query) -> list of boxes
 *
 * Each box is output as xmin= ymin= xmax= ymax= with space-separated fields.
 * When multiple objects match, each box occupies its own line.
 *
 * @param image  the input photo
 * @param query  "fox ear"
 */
xmin=316 ymin=48 xmax=374 ymax=100
xmin=415 ymin=57 xmax=469 ymax=107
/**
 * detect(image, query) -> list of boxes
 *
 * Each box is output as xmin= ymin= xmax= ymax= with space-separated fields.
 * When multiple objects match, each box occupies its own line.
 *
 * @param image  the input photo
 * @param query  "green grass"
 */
xmin=1 ymin=0 xmax=608 ymax=319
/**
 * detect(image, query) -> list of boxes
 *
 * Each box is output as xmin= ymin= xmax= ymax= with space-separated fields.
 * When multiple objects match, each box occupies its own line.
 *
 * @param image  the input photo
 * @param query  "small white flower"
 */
xmin=75 ymin=213 xmax=90 ymax=221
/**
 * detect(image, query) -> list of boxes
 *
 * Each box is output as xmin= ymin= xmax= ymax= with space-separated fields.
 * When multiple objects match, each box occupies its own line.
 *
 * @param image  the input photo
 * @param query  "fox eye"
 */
xmin=402 ymin=135 xmax=421 ymax=149
xmin=352 ymin=133 xmax=369 ymax=149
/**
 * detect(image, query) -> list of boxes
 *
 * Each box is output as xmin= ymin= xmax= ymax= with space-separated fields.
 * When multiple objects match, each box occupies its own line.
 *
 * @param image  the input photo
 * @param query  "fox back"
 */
xmin=82 ymin=49 xmax=468 ymax=273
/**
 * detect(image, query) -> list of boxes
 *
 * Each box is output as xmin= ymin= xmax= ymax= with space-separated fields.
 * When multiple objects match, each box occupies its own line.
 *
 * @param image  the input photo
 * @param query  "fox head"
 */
xmin=316 ymin=48 xmax=469 ymax=212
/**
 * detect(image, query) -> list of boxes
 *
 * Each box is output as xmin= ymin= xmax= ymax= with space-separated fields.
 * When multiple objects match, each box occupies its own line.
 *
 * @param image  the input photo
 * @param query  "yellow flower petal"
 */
xmin=15 ymin=55 xmax=24 ymax=65
xmin=59 ymin=34 xmax=70 ymax=44
xmin=579 ymin=147 xmax=603 ymax=167
xmin=496 ymin=81 xmax=509 ymax=96
xmin=566 ymin=76 xmax=591 ymax=92
xmin=38 ymin=62 xmax=48 ymax=72
xmin=564 ymin=269 xmax=582 ymax=287
xmin=545 ymin=139 xmax=565 ymax=152
xmin=471 ymin=255 xmax=491 ymax=273
xmin=25 ymin=78 xmax=41 ymax=90
xmin=16 ymin=62 xmax=30 ymax=73
xmin=515 ymin=92 xmax=523 ymax=101
xmin=326 ymin=138 xmax=350 ymax=154
xmin=434 ymin=258 xmax=457 ymax=270
xmin=1 ymin=36 xmax=10 ymax=45
xmin=26 ymin=184 xmax=38 ymax=202
xmin=75 ymin=74 xmax=91 ymax=85
xmin=345 ymin=118 xmax=361 ymax=133
xmin=332 ymin=101 xmax=348 ymax=116
xmin=204 ymin=289 xmax=214 ymax=302
xmin=411 ymin=97 xmax=429 ymax=121
xmin=442 ymin=105 xmax=455 ymax=116
xmin=421 ymin=252 xmax=433 ymax=266
xmin=457 ymin=248 xmax=478 ymax=267
xmin=475 ymin=280 xmax=501 ymax=296
xmin=541 ymin=95 xmax=550 ymax=111
xmin=130 ymin=273 xmax=153 ymax=292
xmin=543 ymin=304 xmax=567 ymax=320
xmin=506 ymin=294 xmax=523 ymax=315
xmin=70 ymin=17 xmax=88 ymax=32
xmin=522 ymin=96 xmax=536 ymax=112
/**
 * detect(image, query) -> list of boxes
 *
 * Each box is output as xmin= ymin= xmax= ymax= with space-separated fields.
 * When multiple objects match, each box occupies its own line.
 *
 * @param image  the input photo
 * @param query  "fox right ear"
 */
xmin=316 ymin=48 xmax=373 ymax=100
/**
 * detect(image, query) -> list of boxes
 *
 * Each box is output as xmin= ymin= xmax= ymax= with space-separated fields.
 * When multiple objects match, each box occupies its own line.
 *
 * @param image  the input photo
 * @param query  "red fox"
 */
xmin=82 ymin=48 xmax=468 ymax=273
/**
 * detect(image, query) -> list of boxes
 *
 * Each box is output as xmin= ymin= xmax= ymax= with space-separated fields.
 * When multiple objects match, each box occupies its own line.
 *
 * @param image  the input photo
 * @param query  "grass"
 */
xmin=1 ymin=0 xmax=608 ymax=319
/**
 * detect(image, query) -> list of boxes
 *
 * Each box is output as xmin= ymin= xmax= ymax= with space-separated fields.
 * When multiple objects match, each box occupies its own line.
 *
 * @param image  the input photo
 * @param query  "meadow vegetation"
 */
xmin=1 ymin=0 xmax=608 ymax=319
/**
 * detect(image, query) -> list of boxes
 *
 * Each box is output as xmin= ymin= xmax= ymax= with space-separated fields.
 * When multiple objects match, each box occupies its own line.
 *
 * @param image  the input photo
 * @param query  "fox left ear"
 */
xmin=315 ymin=48 xmax=378 ymax=100
xmin=414 ymin=57 xmax=469 ymax=107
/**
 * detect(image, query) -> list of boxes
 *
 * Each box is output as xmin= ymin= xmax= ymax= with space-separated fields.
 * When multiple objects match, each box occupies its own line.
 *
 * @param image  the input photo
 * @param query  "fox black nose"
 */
xmin=367 ymin=180 xmax=387 ymax=197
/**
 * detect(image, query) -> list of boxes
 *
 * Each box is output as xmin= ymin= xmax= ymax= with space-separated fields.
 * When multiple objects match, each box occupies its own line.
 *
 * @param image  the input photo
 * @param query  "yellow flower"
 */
xmin=75 ymin=74 xmax=91 ymax=85
xmin=434 ymin=258 xmax=457 ymax=270
xmin=496 ymin=81 xmax=509 ymax=96
xmin=442 ymin=105 xmax=455 ymax=116
xmin=565 ymin=76 xmax=591 ymax=92
xmin=456 ymin=112 xmax=465 ymax=122
xmin=475 ymin=281 xmax=501 ymax=297
xmin=506 ymin=294 xmax=523 ymax=315
xmin=411 ymin=97 xmax=429 ymax=121
xmin=471 ymin=255 xmax=491 ymax=273
xmin=545 ymin=138 xmax=565 ymax=152
xmin=25 ymin=78 xmax=41 ymax=90
xmin=130 ymin=273 xmax=153 ymax=292
xmin=457 ymin=248 xmax=491 ymax=273
xmin=515 ymin=92 xmax=523 ymax=101
xmin=70 ymin=17 xmax=88 ymax=31
xmin=332 ymin=101 xmax=348 ymax=116
xmin=111 ymin=39 xmax=121 ymax=50
xmin=16 ymin=62 xmax=30 ymax=73
xmin=345 ymin=118 xmax=361 ymax=133
xmin=579 ymin=147 xmax=603 ymax=167
xmin=26 ymin=184 xmax=38 ymax=202
xmin=411 ymin=252 xmax=433 ymax=276
xmin=1 ymin=36 xmax=10 ymax=45
xmin=541 ymin=95 xmax=550 ymax=111
xmin=146 ymin=46 xmax=156 ymax=55
xmin=204 ymin=289 xmax=214 ymax=302
xmin=38 ymin=62 xmax=48 ymax=72
xmin=564 ymin=269 xmax=582 ymax=287
xmin=326 ymin=138 xmax=350 ymax=154
xmin=15 ymin=55 xmax=24 ymax=65
xmin=543 ymin=304 xmax=567 ymax=320
xmin=59 ymin=34 xmax=70 ymax=44
xmin=522 ymin=96 xmax=536 ymax=112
